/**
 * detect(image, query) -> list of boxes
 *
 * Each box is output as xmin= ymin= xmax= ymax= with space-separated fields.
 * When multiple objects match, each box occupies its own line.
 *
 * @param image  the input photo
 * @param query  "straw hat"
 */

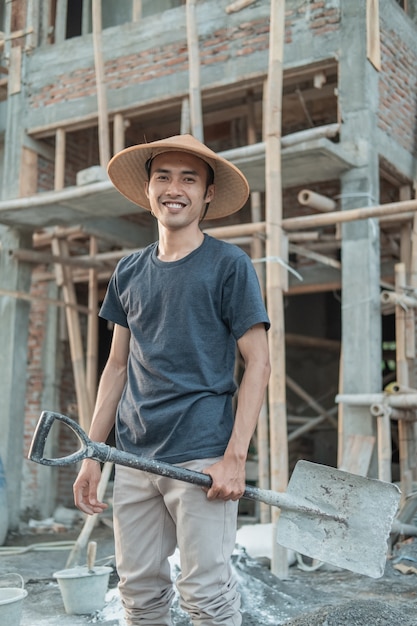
xmin=107 ymin=134 xmax=250 ymax=219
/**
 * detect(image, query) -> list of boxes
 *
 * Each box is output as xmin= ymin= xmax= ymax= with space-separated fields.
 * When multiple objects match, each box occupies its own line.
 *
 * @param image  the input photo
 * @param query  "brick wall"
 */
xmin=21 ymin=266 xmax=49 ymax=515
xmin=22 ymin=267 xmax=83 ymax=515
xmin=29 ymin=15 xmax=271 ymax=110
xmin=379 ymin=20 xmax=417 ymax=159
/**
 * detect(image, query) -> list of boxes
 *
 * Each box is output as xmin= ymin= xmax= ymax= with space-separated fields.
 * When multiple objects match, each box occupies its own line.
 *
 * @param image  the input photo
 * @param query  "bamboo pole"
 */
xmin=380 ymin=291 xmax=417 ymax=309
xmin=92 ymin=0 xmax=110 ymax=167
xmin=0 ymin=287 xmax=90 ymax=313
xmin=181 ymin=96 xmax=191 ymax=135
xmin=369 ymin=404 xmax=392 ymax=482
xmin=286 ymin=375 xmax=338 ymax=429
xmin=54 ymin=128 xmax=66 ymax=191
xmin=132 ymin=0 xmax=142 ymax=21
xmin=395 ymin=263 xmax=415 ymax=499
xmin=265 ymin=0 xmax=288 ymax=578
xmin=186 ymin=0 xmax=204 ymax=141
xmin=12 ymin=248 xmax=103 ymax=269
xmin=336 ymin=393 xmax=417 ymax=408
xmin=65 ymin=460 xmax=113 ymax=568
xmin=247 ymin=89 xmax=270 ymax=523
xmin=86 ymin=237 xmax=98 ymax=406
xmin=283 ymin=198 xmax=417 ymax=231
xmin=225 ymin=0 xmax=257 ymax=13
xmin=297 ymin=189 xmax=337 ymax=213
xmin=52 ymin=237 xmax=93 ymax=432
xmin=113 ymin=113 xmax=125 ymax=155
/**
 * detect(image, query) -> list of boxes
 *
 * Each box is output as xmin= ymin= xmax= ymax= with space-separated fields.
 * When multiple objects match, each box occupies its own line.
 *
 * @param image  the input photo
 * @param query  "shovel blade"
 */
xmin=276 ymin=461 xmax=400 ymax=578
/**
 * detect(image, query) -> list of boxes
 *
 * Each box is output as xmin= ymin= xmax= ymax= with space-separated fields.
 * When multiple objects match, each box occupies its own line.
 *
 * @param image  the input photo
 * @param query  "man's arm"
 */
xmin=204 ymin=323 xmax=270 ymax=501
xmin=73 ymin=323 xmax=130 ymax=515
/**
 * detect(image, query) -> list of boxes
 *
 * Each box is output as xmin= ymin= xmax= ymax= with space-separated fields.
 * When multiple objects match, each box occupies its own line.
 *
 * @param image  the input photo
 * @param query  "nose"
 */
xmin=166 ymin=177 xmax=182 ymax=195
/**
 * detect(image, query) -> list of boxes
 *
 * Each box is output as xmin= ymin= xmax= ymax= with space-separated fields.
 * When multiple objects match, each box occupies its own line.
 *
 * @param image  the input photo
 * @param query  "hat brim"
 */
xmin=107 ymin=135 xmax=250 ymax=220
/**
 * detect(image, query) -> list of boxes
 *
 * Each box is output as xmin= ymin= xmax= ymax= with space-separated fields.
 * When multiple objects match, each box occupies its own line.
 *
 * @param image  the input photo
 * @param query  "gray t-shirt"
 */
xmin=100 ymin=234 xmax=270 ymax=463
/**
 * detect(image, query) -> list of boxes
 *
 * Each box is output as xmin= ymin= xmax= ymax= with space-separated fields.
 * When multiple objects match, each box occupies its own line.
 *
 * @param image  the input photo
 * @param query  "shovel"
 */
xmin=29 ymin=411 xmax=400 ymax=578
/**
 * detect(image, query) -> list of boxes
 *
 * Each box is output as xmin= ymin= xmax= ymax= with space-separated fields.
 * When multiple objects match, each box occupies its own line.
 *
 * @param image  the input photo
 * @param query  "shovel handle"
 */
xmin=28 ymin=411 xmax=112 ymax=466
xmin=29 ymin=411 xmax=290 ymax=508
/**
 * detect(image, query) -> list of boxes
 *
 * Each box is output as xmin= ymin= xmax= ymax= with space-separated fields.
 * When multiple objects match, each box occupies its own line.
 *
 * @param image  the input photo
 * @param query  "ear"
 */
xmin=205 ymin=184 xmax=215 ymax=203
xmin=144 ymin=181 xmax=149 ymax=199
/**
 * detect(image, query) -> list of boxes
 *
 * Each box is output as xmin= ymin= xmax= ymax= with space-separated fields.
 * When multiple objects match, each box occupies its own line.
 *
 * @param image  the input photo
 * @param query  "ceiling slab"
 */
xmin=0 ymin=138 xmax=358 ymax=231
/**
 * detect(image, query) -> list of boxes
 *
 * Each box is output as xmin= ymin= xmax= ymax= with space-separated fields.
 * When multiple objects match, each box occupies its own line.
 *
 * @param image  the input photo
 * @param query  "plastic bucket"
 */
xmin=0 ymin=573 xmax=28 ymax=626
xmin=53 ymin=565 xmax=112 ymax=614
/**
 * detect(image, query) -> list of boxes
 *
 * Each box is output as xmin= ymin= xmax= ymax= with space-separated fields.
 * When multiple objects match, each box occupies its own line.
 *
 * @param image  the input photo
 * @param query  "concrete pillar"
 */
xmin=0 ymin=50 xmax=33 ymax=529
xmin=338 ymin=1 xmax=381 ymax=477
xmin=0 ymin=227 xmax=32 ymax=529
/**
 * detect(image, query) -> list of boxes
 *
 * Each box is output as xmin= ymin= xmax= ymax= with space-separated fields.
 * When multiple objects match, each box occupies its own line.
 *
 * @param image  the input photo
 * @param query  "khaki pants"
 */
xmin=113 ymin=460 xmax=241 ymax=626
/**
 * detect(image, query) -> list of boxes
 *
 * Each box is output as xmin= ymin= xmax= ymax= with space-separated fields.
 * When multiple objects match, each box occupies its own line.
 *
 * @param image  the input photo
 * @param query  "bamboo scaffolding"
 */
xmin=286 ymin=375 xmax=338 ymax=429
xmin=52 ymin=237 xmax=93 ymax=431
xmin=0 ymin=287 xmax=90 ymax=313
xmin=283 ymin=198 xmax=417 ymax=230
xmin=381 ymin=290 xmax=417 ymax=309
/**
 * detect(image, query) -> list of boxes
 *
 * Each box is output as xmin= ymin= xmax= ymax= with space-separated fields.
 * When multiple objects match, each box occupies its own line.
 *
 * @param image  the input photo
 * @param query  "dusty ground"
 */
xmin=0 ymin=520 xmax=416 ymax=626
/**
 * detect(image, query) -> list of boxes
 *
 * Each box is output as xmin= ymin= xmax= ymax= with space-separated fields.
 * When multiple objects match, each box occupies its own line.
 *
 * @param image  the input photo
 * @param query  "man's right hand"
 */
xmin=73 ymin=458 xmax=108 ymax=515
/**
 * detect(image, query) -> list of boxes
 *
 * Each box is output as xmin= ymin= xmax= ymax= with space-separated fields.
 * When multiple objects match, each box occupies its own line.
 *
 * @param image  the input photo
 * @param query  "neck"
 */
xmin=157 ymin=226 xmax=204 ymax=262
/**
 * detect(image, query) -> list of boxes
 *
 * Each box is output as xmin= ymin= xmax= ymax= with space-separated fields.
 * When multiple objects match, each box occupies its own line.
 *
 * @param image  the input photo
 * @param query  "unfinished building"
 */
xmin=0 ymin=0 xmax=417 ymax=575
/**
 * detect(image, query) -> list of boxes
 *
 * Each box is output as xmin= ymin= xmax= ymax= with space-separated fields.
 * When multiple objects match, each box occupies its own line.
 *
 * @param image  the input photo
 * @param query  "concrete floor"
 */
xmin=1 ymin=521 xmax=417 ymax=626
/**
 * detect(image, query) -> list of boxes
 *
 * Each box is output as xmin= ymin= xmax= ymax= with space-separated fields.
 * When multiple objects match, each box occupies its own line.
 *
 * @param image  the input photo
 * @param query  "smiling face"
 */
xmin=144 ymin=151 xmax=215 ymax=231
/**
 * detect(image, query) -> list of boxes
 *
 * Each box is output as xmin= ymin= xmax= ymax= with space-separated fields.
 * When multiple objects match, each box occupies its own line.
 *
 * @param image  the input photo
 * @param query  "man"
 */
xmin=73 ymin=134 xmax=271 ymax=625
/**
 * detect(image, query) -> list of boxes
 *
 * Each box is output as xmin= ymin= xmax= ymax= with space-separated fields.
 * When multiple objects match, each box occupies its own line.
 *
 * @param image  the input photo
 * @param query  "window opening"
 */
xmin=66 ymin=0 xmax=83 ymax=39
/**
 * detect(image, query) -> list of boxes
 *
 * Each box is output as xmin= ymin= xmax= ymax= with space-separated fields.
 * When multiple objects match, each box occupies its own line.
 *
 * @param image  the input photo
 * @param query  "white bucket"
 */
xmin=53 ymin=565 xmax=112 ymax=614
xmin=0 ymin=573 xmax=28 ymax=626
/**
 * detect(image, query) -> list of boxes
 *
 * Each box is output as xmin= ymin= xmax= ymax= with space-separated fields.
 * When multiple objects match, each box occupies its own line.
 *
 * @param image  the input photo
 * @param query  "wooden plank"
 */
xmin=339 ymin=434 xmax=375 ymax=476
xmin=8 ymin=46 xmax=22 ymax=95
xmin=19 ymin=147 xmax=38 ymax=197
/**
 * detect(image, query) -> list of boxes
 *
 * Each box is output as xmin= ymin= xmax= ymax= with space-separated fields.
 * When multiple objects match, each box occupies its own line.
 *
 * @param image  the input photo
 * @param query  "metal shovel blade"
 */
xmin=276 ymin=460 xmax=401 ymax=578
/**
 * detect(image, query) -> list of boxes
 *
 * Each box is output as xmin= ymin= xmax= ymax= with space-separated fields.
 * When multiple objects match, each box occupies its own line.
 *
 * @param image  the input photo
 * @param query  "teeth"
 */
xmin=165 ymin=203 xmax=184 ymax=209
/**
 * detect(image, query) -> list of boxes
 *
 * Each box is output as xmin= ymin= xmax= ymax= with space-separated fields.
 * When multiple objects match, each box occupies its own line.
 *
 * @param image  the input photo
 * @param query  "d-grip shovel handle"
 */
xmin=29 ymin=411 xmax=112 ymax=467
xmin=29 ymin=411 xmax=293 ymax=510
